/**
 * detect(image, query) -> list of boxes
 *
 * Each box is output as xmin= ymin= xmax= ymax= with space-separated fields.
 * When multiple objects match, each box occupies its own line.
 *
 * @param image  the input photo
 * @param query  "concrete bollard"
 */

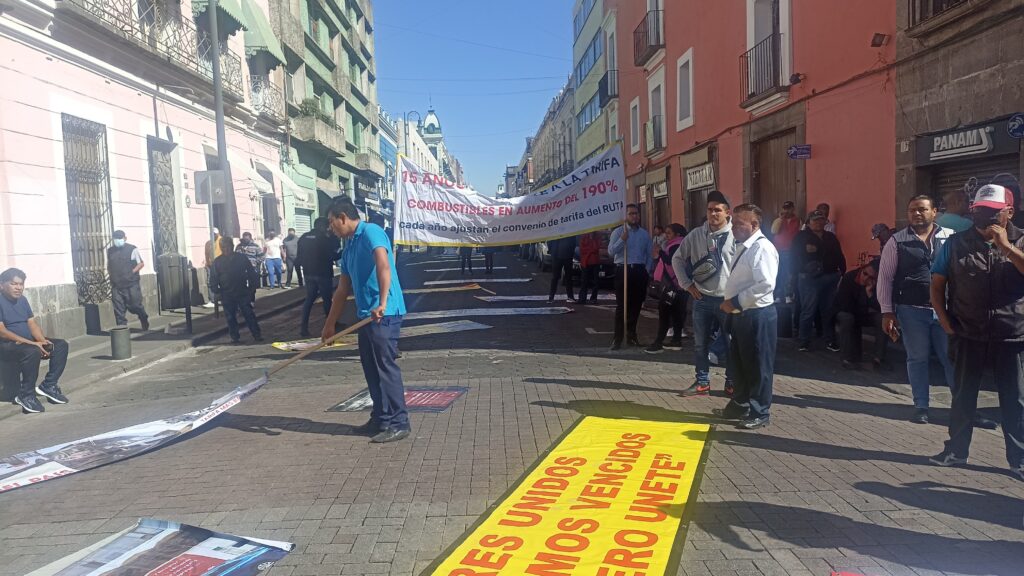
xmin=110 ymin=326 xmax=132 ymax=360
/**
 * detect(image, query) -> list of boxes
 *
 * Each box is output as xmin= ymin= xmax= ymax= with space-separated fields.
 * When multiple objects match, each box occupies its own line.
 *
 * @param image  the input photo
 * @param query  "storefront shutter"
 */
xmin=931 ymin=154 xmax=1020 ymax=204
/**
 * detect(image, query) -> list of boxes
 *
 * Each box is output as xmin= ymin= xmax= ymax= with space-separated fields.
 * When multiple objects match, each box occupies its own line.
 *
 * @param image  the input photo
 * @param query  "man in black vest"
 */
xmin=929 ymin=185 xmax=1024 ymax=480
xmin=107 ymin=230 xmax=149 ymax=331
xmin=297 ymin=217 xmax=341 ymax=338
xmin=878 ymin=195 xmax=955 ymax=424
xmin=210 ymin=236 xmax=263 ymax=343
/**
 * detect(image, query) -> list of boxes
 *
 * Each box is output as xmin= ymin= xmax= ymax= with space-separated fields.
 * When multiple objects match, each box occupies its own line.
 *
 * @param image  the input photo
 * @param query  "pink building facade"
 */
xmin=0 ymin=0 xmax=295 ymax=337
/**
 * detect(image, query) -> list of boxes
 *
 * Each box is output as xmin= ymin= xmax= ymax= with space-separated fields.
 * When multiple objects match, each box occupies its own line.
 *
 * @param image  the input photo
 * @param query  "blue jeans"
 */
xmin=222 ymin=296 xmax=261 ymax=342
xmin=896 ymin=305 xmax=955 ymax=409
xmin=727 ymin=306 xmax=778 ymax=419
xmin=302 ymin=276 xmax=335 ymax=334
xmin=266 ymin=258 xmax=283 ymax=287
xmin=798 ymin=272 xmax=840 ymax=346
xmin=358 ymin=316 xmax=410 ymax=431
xmin=692 ymin=296 xmax=733 ymax=385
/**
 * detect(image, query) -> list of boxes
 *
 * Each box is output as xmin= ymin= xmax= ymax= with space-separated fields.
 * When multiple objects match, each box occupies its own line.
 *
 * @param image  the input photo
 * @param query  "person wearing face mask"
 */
xmin=107 ymin=230 xmax=149 ymax=331
xmin=929 ymin=185 xmax=1024 ymax=480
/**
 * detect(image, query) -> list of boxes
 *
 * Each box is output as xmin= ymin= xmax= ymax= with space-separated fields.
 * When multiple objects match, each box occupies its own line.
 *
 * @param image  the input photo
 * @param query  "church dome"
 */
xmin=422 ymin=109 xmax=442 ymax=136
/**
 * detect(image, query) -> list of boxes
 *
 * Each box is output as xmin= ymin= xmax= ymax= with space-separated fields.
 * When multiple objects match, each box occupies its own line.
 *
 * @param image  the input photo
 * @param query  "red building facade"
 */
xmin=610 ymin=0 xmax=897 ymax=263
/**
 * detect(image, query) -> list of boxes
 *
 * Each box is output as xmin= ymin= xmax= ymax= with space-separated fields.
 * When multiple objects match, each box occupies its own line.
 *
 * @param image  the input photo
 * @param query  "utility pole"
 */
xmin=209 ymin=0 xmax=230 ymax=316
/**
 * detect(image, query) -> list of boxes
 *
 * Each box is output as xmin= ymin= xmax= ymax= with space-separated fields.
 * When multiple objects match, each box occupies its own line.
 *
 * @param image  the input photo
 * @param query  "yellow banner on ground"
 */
xmin=429 ymin=416 xmax=710 ymax=576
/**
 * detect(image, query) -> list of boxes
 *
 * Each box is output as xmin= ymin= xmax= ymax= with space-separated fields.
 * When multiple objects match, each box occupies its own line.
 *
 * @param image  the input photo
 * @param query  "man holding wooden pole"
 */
xmin=322 ymin=197 xmax=410 ymax=443
xmin=609 ymin=204 xmax=651 ymax=350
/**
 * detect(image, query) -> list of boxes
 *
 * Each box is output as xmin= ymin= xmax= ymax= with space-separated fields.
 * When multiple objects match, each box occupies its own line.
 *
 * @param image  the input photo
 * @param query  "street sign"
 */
xmin=787 ymin=144 xmax=812 ymax=160
xmin=1008 ymin=113 xmax=1024 ymax=139
xmin=194 ymin=170 xmax=228 ymax=205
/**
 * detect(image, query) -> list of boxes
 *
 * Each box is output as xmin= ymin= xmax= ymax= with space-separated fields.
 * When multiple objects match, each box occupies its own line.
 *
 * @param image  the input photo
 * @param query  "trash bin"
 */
xmin=157 ymin=253 xmax=188 ymax=310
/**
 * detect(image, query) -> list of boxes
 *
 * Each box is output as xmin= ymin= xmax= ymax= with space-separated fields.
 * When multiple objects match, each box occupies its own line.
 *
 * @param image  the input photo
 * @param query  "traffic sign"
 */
xmin=194 ymin=170 xmax=228 ymax=205
xmin=787 ymin=144 xmax=812 ymax=160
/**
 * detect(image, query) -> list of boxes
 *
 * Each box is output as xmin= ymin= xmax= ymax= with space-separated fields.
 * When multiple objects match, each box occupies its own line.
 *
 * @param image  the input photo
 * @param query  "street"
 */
xmin=0 ymin=251 xmax=1022 ymax=576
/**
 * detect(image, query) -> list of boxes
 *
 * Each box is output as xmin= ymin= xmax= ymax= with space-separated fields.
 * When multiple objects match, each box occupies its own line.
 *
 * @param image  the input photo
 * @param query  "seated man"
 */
xmin=0 ymin=268 xmax=70 ymax=413
xmin=832 ymin=261 xmax=888 ymax=370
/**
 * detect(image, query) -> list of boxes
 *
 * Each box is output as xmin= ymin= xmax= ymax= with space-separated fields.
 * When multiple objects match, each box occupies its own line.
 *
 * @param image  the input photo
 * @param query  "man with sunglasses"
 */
xmin=929 ymin=185 xmax=1024 ymax=481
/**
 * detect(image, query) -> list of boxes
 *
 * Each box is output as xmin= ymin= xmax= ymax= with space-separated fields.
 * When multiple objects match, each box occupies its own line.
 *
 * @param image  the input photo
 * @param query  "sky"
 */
xmin=373 ymin=0 xmax=574 ymax=195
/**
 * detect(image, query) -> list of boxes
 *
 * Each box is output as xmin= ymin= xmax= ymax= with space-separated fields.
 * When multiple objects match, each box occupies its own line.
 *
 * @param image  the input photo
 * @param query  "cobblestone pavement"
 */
xmin=0 ymin=251 xmax=1021 ymax=576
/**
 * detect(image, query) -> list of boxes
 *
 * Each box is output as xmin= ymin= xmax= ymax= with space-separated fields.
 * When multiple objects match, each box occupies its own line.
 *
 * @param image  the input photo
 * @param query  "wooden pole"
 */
xmin=267 ymin=317 xmax=374 ymax=377
xmin=622 ymin=220 xmax=628 ymax=336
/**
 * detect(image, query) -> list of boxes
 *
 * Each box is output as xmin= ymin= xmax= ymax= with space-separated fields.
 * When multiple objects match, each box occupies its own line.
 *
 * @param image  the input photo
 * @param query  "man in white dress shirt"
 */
xmin=717 ymin=204 xmax=780 ymax=429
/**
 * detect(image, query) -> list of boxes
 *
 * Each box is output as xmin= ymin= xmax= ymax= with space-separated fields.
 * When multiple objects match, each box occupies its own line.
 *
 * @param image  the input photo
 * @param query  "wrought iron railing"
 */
xmin=599 ymin=69 xmax=619 ymax=107
xmin=740 ymin=33 xmax=782 ymax=105
xmin=251 ymin=75 xmax=285 ymax=122
xmin=59 ymin=0 xmax=243 ymax=97
xmin=197 ymin=34 xmax=244 ymax=97
xmin=633 ymin=10 xmax=663 ymax=66
xmin=909 ymin=0 xmax=970 ymax=26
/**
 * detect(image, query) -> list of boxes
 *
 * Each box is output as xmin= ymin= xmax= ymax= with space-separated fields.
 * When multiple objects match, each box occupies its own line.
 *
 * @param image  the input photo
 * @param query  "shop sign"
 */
xmin=685 ymin=163 xmax=715 ymax=189
xmin=1009 ymin=113 xmax=1024 ymax=139
xmin=916 ymin=117 xmax=1020 ymax=165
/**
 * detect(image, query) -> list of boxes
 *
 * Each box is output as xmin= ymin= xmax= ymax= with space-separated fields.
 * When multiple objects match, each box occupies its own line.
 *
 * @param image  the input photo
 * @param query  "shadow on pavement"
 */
xmin=854 ymin=480 xmax=1024 ymax=531
xmin=217 ymin=412 xmax=366 ymax=438
xmin=523 ymin=376 xmax=671 ymax=394
xmin=692 ymin=501 xmax=1024 ymax=576
xmin=531 ymin=398 xmax=720 ymax=425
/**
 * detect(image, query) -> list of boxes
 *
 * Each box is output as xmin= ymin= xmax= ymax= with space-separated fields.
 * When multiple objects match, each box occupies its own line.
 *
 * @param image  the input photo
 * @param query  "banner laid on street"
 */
xmin=0 ymin=376 xmax=268 ymax=494
xmin=26 ymin=518 xmax=293 ymax=575
xmin=427 ymin=416 xmax=711 ymax=576
xmin=396 ymin=146 xmax=626 ymax=246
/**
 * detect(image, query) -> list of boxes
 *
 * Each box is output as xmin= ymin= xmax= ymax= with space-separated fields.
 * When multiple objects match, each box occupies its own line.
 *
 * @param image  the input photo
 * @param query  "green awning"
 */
xmin=242 ymin=0 xmax=286 ymax=66
xmin=193 ymin=0 xmax=248 ymax=35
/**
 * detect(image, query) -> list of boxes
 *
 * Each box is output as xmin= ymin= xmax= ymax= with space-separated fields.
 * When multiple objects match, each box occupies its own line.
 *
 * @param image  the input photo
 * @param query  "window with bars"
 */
xmin=61 ymin=114 xmax=114 ymax=305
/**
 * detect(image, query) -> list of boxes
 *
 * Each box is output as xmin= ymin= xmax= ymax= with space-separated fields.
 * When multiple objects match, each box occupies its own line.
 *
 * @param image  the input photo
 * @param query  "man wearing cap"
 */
xmin=877 ymin=196 xmax=956 ymax=423
xmin=870 ymin=223 xmax=893 ymax=256
xmin=672 ymin=191 xmax=736 ymax=396
xmin=107 ymin=230 xmax=149 ymax=331
xmin=791 ymin=210 xmax=846 ymax=351
xmin=771 ymin=201 xmax=800 ymax=300
xmin=929 ymin=185 xmax=1024 ymax=480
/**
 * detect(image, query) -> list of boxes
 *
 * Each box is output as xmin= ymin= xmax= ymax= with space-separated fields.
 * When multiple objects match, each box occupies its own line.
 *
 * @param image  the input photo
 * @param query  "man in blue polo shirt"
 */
xmin=322 ymin=197 xmax=410 ymax=443
xmin=0 ymin=268 xmax=70 ymax=414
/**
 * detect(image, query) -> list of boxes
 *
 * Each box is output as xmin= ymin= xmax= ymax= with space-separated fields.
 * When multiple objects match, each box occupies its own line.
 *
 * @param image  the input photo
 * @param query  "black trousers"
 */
xmin=484 ymin=253 xmax=495 ymax=273
xmin=460 ymin=254 xmax=474 ymax=274
xmin=286 ymin=258 xmax=304 ymax=286
xmin=222 ymin=296 xmax=261 ymax=341
xmin=578 ymin=265 xmax=600 ymax=302
xmin=835 ymin=311 xmax=887 ymax=363
xmin=0 ymin=338 xmax=69 ymax=396
xmin=727 ymin=306 xmax=778 ymax=419
xmin=654 ymin=291 xmax=688 ymax=344
xmin=549 ymin=257 xmax=575 ymax=300
xmin=112 ymin=283 xmax=147 ymax=326
xmin=945 ymin=338 xmax=1024 ymax=468
xmin=614 ymin=264 xmax=648 ymax=342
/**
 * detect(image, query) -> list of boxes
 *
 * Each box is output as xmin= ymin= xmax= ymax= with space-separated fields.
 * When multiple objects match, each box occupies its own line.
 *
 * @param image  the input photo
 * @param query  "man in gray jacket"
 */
xmin=672 ymin=191 xmax=737 ymax=397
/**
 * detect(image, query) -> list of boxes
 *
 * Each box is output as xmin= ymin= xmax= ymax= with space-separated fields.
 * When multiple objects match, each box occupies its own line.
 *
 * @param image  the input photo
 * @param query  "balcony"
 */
xmin=56 ymin=0 xmax=244 ymax=98
xmin=356 ymin=148 xmax=386 ymax=176
xmin=251 ymin=75 xmax=285 ymax=123
xmin=739 ymin=33 xmax=787 ymax=108
xmin=292 ymin=114 xmax=346 ymax=156
xmin=269 ymin=1 xmax=304 ymax=58
xmin=598 ymin=69 xmax=619 ymax=107
xmin=645 ymin=115 xmax=665 ymax=155
xmin=633 ymin=10 xmax=664 ymax=66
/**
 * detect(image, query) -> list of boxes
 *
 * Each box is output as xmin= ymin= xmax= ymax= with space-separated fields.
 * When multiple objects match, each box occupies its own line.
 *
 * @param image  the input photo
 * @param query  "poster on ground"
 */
xmin=0 ymin=377 xmax=268 ymax=494
xmin=396 ymin=146 xmax=626 ymax=247
xmin=26 ymin=518 xmax=293 ymax=575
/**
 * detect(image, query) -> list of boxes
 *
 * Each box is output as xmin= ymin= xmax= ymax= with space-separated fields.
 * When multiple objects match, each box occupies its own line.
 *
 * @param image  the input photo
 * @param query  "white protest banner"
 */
xmin=396 ymin=145 xmax=626 ymax=246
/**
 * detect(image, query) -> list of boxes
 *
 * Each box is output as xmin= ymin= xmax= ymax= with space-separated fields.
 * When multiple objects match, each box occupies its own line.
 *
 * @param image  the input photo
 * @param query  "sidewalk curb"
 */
xmin=2 ymin=291 xmax=306 ymax=419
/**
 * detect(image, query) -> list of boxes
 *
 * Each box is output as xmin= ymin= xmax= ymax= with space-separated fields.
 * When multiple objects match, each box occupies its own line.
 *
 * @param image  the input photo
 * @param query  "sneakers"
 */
xmin=371 ymin=428 xmax=411 ymax=443
xmin=15 ymin=394 xmax=45 ymax=414
xmin=663 ymin=339 xmax=684 ymax=351
xmin=739 ymin=415 xmax=770 ymax=429
xmin=911 ymin=408 xmax=929 ymax=424
xmin=724 ymin=381 xmax=735 ymax=398
xmin=202 ymin=302 xmax=215 ymax=309
xmin=644 ymin=342 xmax=664 ymax=355
xmin=36 ymin=384 xmax=68 ymax=404
xmin=798 ymin=344 xmax=810 ymax=352
xmin=826 ymin=342 xmax=840 ymax=353
xmin=676 ymin=330 xmax=690 ymax=339
xmin=681 ymin=382 xmax=711 ymax=397
xmin=929 ymin=450 xmax=968 ymax=467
